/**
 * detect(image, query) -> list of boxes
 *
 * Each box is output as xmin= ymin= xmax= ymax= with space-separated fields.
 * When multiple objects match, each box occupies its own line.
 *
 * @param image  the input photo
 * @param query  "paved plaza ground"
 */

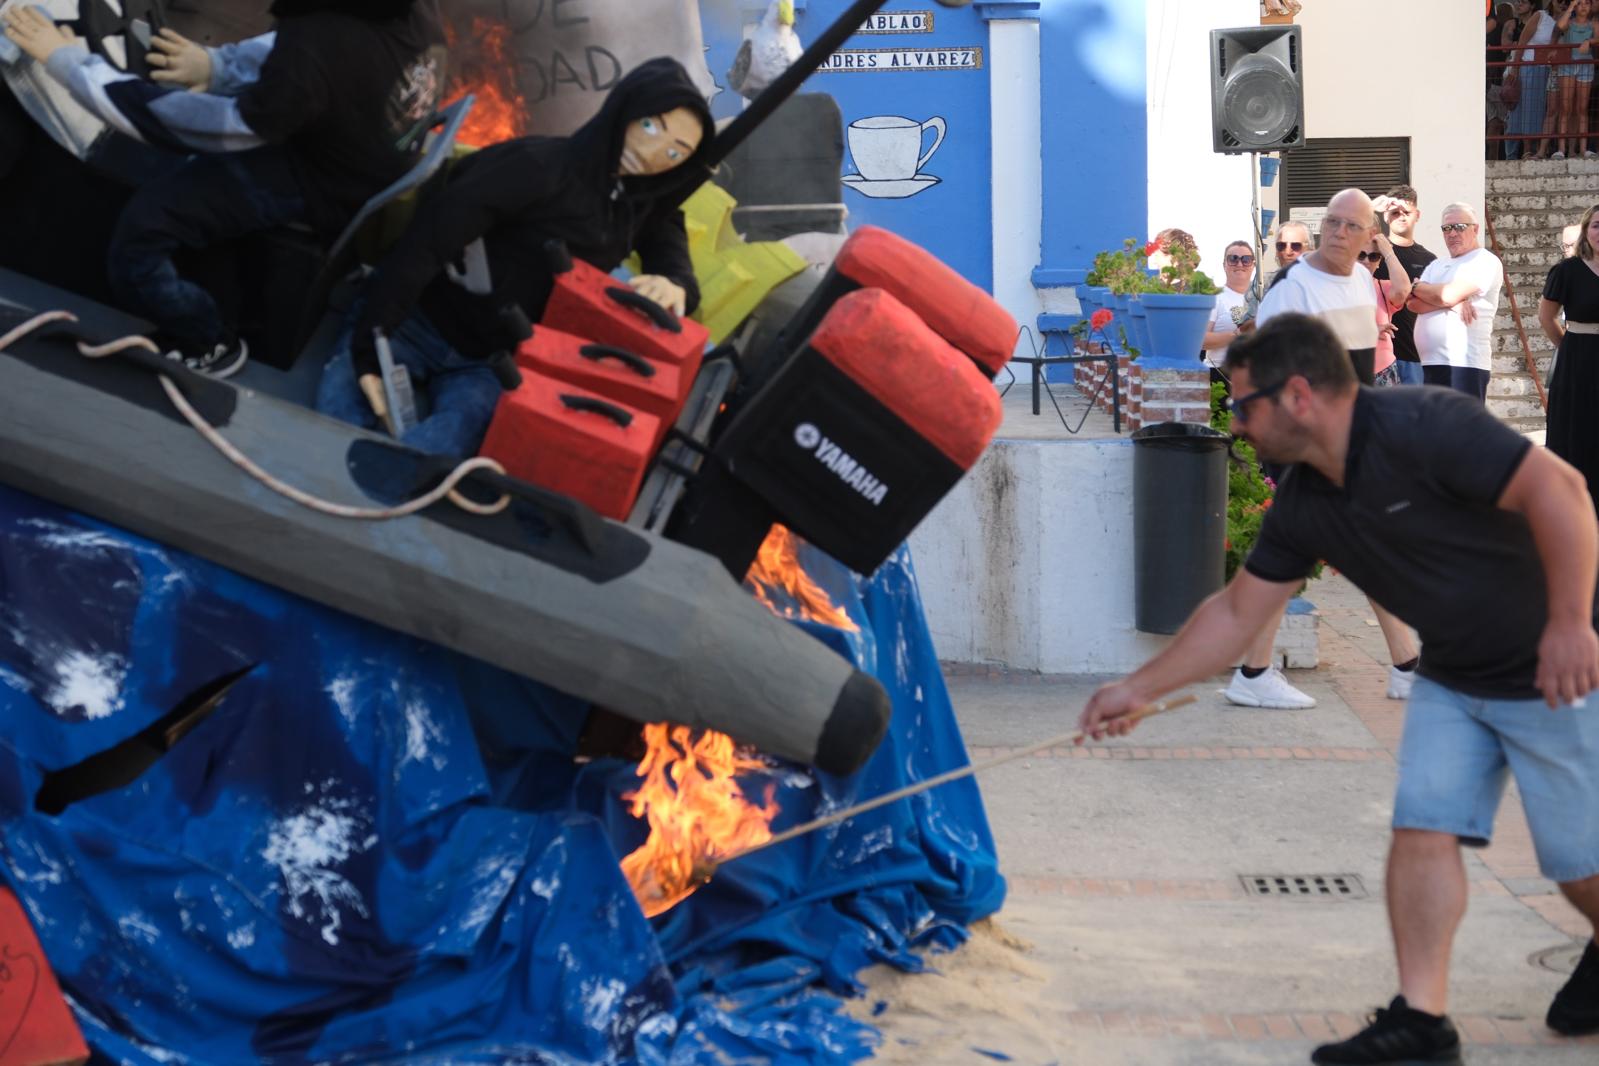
xmin=850 ymin=574 xmax=1599 ymax=1065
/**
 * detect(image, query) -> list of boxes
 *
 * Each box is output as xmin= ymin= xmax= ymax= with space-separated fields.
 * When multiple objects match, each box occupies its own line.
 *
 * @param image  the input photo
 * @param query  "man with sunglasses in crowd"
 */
xmin=1080 ymin=312 xmax=1599 ymax=1065
xmin=1371 ymin=185 xmax=1437 ymax=386
xmin=1407 ymin=203 xmax=1504 ymax=403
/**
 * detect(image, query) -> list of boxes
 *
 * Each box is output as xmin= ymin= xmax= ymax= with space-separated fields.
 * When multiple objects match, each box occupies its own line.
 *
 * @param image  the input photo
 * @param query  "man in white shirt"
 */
xmin=1407 ymin=203 xmax=1504 ymax=403
xmin=1258 ymin=189 xmax=1380 ymax=385
xmin=1200 ymin=240 xmax=1256 ymax=373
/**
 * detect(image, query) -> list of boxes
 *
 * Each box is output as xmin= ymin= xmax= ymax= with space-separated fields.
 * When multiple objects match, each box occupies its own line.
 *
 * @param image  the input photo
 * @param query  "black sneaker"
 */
xmin=1547 ymin=939 xmax=1599 ymax=1036
xmin=1311 ymin=996 xmax=1462 ymax=1065
xmin=181 ymin=336 xmax=248 ymax=379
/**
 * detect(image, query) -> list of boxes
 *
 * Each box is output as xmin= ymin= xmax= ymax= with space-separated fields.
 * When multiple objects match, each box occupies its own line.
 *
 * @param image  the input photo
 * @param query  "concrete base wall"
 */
xmin=910 ymin=436 xmax=1168 ymax=674
xmin=910 ymin=436 xmax=1318 ymax=675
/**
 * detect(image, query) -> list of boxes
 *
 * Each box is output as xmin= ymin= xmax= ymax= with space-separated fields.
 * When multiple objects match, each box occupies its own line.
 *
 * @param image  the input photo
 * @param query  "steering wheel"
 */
xmin=64 ymin=0 xmax=169 ymax=79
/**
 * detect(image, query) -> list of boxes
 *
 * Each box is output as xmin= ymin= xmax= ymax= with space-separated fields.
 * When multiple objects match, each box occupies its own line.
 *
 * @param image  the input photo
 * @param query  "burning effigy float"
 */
xmin=0 ymin=0 xmax=1008 ymax=1060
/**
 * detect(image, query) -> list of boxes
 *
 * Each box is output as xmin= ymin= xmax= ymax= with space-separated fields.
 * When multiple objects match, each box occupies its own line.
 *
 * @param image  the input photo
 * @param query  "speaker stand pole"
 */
xmin=1250 ymin=151 xmax=1263 ymax=302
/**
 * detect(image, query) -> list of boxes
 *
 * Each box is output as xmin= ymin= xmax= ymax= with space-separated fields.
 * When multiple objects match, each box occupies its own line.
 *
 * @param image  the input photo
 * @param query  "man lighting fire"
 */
xmin=1080 ymin=313 xmax=1599 ymax=1064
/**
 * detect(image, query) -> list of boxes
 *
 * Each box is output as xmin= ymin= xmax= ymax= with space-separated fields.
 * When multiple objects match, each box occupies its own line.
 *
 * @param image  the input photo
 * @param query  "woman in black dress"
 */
xmin=1541 ymin=202 xmax=1599 ymax=507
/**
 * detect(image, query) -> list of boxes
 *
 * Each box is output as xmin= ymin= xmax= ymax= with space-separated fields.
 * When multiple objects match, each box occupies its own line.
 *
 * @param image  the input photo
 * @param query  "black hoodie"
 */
xmin=354 ymin=57 xmax=715 ymax=362
xmin=236 ymin=0 xmax=445 ymax=231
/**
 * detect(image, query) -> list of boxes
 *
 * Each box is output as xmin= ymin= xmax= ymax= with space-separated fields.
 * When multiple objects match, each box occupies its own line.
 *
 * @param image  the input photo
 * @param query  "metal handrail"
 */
xmin=1483 ymin=205 xmax=1550 ymax=412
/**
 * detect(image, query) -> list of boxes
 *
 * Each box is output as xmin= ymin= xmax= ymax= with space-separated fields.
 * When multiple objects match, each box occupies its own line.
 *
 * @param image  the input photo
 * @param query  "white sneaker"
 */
xmin=1387 ymin=665 xmax=1415 ymax=700
xmin=1552 ymin=150 xmax=1567 ymax=160
xmin=183 ymin=337 xmax=249 ymax=379
xmin=1222 ymin=667 xmax=1316 ymax=709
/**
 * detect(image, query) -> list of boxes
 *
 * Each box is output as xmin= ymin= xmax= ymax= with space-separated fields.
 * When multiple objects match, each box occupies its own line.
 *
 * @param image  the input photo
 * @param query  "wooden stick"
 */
xmin=717 ymin=693 xmax=1197 ymax=868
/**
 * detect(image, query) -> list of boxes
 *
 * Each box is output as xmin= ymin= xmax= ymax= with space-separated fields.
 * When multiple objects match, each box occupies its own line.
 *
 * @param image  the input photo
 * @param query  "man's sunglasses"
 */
xmin=1356 ymin=251 xmax=1384 ymax=262
xmin=1225 ymin=254 xmax=1256 ymax=265
xmin=1223 ymin=379 xmax=1288 ymax=423
xmin=1441 ymin=223 xmax=1476 ymax=234
xmin=1275 ymin=241 xmax=1304 ymax=252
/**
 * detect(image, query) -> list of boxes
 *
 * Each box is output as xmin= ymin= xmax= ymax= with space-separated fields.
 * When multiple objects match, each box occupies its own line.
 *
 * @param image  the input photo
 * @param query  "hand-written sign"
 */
xmin=820 ymin=47 xmax=984 ymax=73
xmin=856 ymin=10 xmax=934 ymax=34
xmin=448 ymin=0 xmax=718 ymax=135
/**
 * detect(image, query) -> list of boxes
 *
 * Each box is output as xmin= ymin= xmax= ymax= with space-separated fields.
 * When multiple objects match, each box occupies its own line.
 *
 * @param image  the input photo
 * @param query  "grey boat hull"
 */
xmin=0 ymin=273 xmax=889 ymax=775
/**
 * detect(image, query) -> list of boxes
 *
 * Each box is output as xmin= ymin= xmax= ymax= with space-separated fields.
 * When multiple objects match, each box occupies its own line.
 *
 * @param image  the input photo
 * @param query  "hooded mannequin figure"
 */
xmin=2 ymin=0 xmax=446 ymax=375
xmin=312 ymin=56 xmax=715 ymax=461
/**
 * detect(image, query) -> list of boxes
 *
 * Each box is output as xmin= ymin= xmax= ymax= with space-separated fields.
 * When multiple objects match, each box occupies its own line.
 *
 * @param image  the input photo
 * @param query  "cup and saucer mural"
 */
xmin=842 ymin=114 xmax=945 ymax=198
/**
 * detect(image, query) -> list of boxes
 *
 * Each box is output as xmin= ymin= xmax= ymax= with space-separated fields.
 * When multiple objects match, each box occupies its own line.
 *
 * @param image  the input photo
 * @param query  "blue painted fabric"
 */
xmin=0 ymin=485 xmax=1003 ymax=1063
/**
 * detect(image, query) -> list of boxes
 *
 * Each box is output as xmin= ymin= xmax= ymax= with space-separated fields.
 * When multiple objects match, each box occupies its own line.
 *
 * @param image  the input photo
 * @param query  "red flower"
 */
xmin=1144 ymin=239 xmax=1164 ymax=257
xmin=1090 ymin=308 xmax=1114 ymax=331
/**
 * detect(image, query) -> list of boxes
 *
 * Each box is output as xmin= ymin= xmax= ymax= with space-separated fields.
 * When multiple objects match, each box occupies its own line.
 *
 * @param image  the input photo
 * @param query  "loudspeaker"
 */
xmin=1210 ymin=26 xmax=1304 ymax=154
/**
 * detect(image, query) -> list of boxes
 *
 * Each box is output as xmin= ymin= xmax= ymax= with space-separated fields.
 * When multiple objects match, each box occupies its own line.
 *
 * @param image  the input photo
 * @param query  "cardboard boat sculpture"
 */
xmin=0 ymin=0 xmax=1009 ymax=778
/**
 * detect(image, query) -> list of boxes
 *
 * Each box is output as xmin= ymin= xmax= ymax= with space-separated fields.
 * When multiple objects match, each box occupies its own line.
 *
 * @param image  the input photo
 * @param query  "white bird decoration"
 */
xmin=726 ymin=0 xmax=803 ymax=101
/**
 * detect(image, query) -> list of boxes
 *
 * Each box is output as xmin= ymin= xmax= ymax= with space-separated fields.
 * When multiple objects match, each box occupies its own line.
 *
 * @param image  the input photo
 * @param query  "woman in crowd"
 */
xmin=1507 ymin=0 xmax=1559 ymax=158
xmin=1540 ymin=203 xmax=1599 ymax=510
xmin=1552 ymin=0 xmax=1596 ymax=158
xmin=1358 ymin=231 xmax=1413 ymax=387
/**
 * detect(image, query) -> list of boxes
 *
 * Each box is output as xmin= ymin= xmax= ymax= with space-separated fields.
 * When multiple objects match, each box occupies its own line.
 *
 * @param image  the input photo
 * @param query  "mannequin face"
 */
xmin=619 ymin=106 xmax=703 ymax=176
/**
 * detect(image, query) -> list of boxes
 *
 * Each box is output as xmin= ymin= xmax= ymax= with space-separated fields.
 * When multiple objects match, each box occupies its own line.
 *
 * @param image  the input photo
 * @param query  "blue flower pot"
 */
xmin=1127 ymin=296 xmax=1151 ymax=357
xmin=1140 ymin=292 xmax=1217 ymax=364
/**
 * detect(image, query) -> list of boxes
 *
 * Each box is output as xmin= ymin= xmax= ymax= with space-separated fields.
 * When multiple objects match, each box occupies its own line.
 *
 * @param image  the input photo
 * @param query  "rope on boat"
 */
xmin=2 ymin=311 xmax=512 ymax=519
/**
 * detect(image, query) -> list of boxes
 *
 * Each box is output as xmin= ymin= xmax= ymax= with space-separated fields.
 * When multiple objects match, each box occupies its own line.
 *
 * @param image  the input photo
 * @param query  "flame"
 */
xmin=442 ymin=17 xmax=528 ymax=147
xmin=620 ymin=724 xmax=779 ymax=917
xmin=744 ymin=525 xmax=860 ymax=632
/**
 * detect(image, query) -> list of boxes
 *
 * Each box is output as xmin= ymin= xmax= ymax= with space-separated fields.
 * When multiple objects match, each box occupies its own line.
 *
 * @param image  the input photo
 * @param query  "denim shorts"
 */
xmin=1392 ymin=676 xmax=1599 ymax=883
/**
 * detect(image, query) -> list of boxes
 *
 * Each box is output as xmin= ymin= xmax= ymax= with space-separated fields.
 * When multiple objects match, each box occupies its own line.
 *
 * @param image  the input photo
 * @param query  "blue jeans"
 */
xmin=1422 ymin=364 xmax=1490 ymax=402
xmin=1391 ymin=360 xmax=1426 ymax=386
xmin=316 ymin=305 xmax=502 ymax=460
xmin=109 ymin=147 xmax=309 ymax=355
xmin=1394 ymin=676 xmax=1599 ymax=882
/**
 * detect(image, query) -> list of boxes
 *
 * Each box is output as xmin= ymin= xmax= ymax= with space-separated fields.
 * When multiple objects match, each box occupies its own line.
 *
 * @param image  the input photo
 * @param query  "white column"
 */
xmin=985 ymin=10 xmax=1043 ymax=335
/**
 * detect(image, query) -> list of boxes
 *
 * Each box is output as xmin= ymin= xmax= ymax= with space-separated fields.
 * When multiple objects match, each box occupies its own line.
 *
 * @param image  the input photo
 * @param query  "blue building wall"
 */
xmin=1034 ymin=0 xmax=1148 ymax=290
xmin=700 ymin=0 xmax=1149 ymax=305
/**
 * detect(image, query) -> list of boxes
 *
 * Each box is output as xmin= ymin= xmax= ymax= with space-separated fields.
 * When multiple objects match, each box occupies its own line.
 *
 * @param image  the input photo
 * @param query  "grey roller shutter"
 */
xmin=1279 ymin=137 xmax=1410 ymax=221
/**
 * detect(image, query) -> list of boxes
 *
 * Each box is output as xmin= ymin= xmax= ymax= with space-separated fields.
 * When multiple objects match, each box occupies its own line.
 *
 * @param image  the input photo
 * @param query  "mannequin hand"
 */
xmin=629 ymin=274 xmax=686 ymax=318
xmin=3 ymin=6 xmax=80 ymax=64
xmin=358 ymin=374 xmax=389 ymax=422
xmin=147 ymin=28 xmax=211 ymax=91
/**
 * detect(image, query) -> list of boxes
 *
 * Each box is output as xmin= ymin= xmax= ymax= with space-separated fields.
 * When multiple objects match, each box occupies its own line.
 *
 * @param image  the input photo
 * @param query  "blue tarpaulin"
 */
xmin=0 ymin=484 xmax=1004 ymax=1063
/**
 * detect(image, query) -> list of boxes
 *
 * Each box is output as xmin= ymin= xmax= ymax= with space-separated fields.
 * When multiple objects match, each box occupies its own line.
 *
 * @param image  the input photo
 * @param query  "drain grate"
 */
xmin=1240 ymin=873 xmax=1368 ymax=899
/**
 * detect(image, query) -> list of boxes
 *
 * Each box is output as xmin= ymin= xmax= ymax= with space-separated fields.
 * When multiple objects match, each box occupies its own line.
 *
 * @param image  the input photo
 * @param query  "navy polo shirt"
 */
xmin=1245 ymin=387 xmax=1595 ymax=699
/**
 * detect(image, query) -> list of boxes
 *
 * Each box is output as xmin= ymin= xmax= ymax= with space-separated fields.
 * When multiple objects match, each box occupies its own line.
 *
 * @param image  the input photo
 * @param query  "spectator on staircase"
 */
xmin=1551 ymin=0 xmax=1596 ymax=158
xmin=1506 ymin=0 xmax=1559 ymax=159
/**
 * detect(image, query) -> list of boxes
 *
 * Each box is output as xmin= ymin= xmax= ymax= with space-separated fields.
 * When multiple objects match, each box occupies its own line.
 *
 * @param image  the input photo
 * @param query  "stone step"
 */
xmin=1492 ymin=351 xmax=1555 ymax=376
xmin=1488 ymin=192 xmax=1599 ymax=212
xmin=1487 ymin=174 xmax=1599 ymax=193
xmin=1487 ymin=159 xmax=1599 ymax=177
xmin=1488 ymin=373 xmax=1545 ymax=399
xmin=1493 ymin=330 xmax=1555 ymax=353
xmin=1487 ymin=213 xmax=1584 ymax=231
xmin=1486 ymin=394 xmax=1550 ymax=422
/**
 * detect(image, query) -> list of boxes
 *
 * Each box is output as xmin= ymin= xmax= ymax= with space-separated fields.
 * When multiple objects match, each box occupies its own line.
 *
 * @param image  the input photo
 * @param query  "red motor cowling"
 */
xmin=712 ymin=287 xmax=1003 ymax=574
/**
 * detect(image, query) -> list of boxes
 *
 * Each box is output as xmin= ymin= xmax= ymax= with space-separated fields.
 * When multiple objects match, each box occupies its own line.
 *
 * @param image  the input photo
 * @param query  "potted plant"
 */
xmin=1139 ymin=236 xmax=1218 ymax=363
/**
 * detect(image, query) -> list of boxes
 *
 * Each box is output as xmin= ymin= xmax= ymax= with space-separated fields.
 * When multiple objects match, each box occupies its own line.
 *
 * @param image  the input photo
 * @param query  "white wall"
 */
xmin=1295 ymin=0 xmax=1484 ymax=228
xmin=991 ymin=18 xmax=1044 ymax=336
xmin=1146 ymin=0 xmax=1261 ymax=283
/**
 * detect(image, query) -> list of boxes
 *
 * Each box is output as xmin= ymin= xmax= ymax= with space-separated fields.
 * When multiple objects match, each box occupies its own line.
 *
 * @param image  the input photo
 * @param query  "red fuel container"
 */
xmin=541 ymin=257 xmax=709 ymax=395
xmin=480 ymin=379 xmax=661 ymax=520
xmin=515 ymin=326 xmax=685 ymax=442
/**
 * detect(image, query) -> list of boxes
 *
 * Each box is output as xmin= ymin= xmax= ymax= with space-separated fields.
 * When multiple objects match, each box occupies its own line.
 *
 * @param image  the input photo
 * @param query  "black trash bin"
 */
xmin=1131 ymin=421 xmax=1230 ymax=634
